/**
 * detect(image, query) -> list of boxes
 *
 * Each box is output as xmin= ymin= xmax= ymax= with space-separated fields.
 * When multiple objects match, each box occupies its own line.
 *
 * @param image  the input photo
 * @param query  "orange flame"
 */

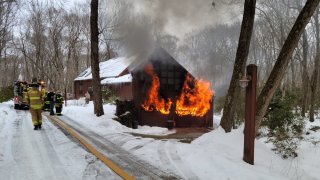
xmin=141 ymin=65 xmax=214 ymax=117
xmin=141 ymin=64 xmax=172 ymax=114
xmin=175 ymin=74 xmax=214 ymax=117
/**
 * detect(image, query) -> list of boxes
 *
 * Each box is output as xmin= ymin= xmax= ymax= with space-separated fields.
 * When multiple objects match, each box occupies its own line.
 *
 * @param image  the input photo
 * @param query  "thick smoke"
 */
xmin=112 ymin=0 xmax=243 ymax=97
xmin=116 ymin=0 xmax=242 ymax=58
xmin=130 ymin=0 xmax=242 ymax=39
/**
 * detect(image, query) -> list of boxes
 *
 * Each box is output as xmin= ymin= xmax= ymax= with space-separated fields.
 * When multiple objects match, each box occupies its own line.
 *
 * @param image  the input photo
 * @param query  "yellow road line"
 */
xmin=46 ymin=115 xmax=135 ymax=180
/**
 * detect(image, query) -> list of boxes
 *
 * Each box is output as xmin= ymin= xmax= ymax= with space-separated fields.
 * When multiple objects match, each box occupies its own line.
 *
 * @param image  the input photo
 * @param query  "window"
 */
xmin=161 ymin=71 xmax=168 ymax=77
xmin=159 ymin=63 xmax=184 ymax=92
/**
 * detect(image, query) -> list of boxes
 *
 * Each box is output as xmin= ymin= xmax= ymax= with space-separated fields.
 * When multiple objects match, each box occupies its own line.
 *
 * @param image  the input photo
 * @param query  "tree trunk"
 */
xmin=90 ymin=0 xmax=104 ymax=116
xmin=255 ymin=0 xmax=320 ymax=134
xmin=290 ymin=58 xmax=295 ymax=91
xmin=107 ymin=43 xmax=111 ymax=60
xmin=220 ymin=0 xmax=256 ymax=132
xmin=301 ymin=31 xmax=309 ymax=117
xmin=310 ymin=8 xmax=320 ymax=122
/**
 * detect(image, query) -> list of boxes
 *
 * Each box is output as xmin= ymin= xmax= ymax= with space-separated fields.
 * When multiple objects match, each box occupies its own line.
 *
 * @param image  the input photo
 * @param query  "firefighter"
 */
xmin=22 ymin=81 xmax=29 ymax=109
xmin=55 ymin=92 xmax=64 ymax=116
xmin=27 ymin=77 xmax=43 ymax=130
xmin=40 ymin=82 xmax=47 ymax=110
xmin=40 ymin=81 xmax=46 ymax=97
xmin=47 ymin=90 xmax=55 ymax=115
xmin=43 ymin=92 xmax=50 ymax=111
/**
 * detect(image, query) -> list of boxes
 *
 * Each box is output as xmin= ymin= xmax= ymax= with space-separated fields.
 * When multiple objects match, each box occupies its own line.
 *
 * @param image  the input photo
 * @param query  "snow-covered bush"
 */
xmin=266 ymin=90 xmax=296 ymax=130
xmin=265 ymin=90 xmax=304 ymax=159
xmin=267 ymin=117 xmax=304 ymax=159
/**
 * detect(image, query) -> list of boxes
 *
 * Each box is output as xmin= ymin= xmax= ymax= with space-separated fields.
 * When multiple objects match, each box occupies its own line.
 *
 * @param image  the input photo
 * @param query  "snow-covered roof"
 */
xmin=74 ymin=56 xmax=135 ymax=81
xmin=101 ymin=74 xmax=132 ymax=85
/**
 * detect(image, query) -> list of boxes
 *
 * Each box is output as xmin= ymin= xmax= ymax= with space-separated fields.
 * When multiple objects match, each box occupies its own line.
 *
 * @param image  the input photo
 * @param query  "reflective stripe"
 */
xmin=31 ymin=105 xmax=42 ymax=109
xmin=56 ymin=95 xmax=64 ymax=104
xmin=28 ymin=88 xmax=42 ymax=109
xmin=30 ymin=97 xmax=41 ymax=100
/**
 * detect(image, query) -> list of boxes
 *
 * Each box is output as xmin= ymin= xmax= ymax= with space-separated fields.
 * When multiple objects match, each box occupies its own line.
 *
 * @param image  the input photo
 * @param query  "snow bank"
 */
xmin=61 ymin=102 xmax=320 ymax=180
xmin=63 ymin=101 xmax=174 ymax=136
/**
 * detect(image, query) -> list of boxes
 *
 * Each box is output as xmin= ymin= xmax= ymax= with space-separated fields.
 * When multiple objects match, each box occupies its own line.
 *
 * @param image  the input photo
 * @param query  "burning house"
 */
xmin=131 ymin=47 xmax=214 ymax=128
xmin=74 ymin=47 xmax=214 ymax=128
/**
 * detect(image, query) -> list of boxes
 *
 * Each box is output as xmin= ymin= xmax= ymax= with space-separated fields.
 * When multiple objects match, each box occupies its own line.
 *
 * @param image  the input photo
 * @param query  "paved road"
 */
xmin=52 ymin=115 xmax=182 ymax=179
xmin=0 ymin=109 xmax=120 ymax=180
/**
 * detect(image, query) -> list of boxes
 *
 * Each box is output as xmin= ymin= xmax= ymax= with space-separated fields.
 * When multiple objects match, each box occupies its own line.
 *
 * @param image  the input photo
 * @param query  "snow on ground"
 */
xmin=0 ymin=101 xmax=120 ymax=180
xmin=62 ymin=100 xmax=320 ymax=180
xmin=1 ymin=99 xmax=320 ymax=179
xmin=64 ymin=100 xmax=175 ymax=136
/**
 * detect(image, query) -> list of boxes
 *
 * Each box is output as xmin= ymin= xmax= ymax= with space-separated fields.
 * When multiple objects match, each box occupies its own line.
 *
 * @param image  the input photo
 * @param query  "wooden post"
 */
xmin=243 ymin=64 xmax=257 ymax=165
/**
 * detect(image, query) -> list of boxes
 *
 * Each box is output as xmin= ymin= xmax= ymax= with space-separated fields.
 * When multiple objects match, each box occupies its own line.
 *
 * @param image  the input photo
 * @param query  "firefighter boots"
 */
xmin=33 ymin=124 xmax=42 ymax=130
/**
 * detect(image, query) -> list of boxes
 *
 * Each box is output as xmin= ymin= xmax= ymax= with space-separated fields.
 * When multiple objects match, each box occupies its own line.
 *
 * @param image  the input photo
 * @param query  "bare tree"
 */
xmin=78 ymin=1 xmax=91 ymax=67
xmin=0 ymin=0 xmax=18 ymax=87
xmin=90 ymin=0 xmax=104 ymax=116
xmin=99 ymin=0 xmax=128 ymax=60
xmin=64 ymin=10 xmax=83 ymax=92
xmin=46 ymin=7 xmax=66 ymax=90
xmin=220 ymin=0 xmax=256 ymax=132
xmin=309 ymin=8 xmax=320 ymax=122
xmin=27 ymin=0 xmax=47 ymax=79
xmin=300 ymin=31 xmax=309 ymax=117
xmin=255 ymin=0 xmax=320 ymax=134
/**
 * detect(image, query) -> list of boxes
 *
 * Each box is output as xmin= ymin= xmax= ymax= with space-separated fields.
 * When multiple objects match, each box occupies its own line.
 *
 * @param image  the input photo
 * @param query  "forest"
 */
xmin=0 ymin=0 xmax=319 ymax=136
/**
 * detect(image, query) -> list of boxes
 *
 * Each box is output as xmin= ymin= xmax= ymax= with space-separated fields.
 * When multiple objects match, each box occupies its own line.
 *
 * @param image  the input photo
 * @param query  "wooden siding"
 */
xmin=74 ymin=80 xmax=93 ymax=99
xmin=103 ymin=83 xmax=133 ymax=101
xmin=132 ymin=52 xmax=214 ymax=128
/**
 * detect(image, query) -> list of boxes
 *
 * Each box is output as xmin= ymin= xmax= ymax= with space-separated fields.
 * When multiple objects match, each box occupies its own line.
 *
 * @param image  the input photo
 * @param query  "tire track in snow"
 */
xmin=0 ymin=108 xmax=10 ymax=162
xmin=0 ymin=109 xmax=23 ymax=178
xmin=106 ymin=133 xmax=127 ymax=141
xmin=115 ymin=136 xmax=137 ymax=146
xmin=54 ymin=115 xmax=181 ymax=179
xmin=157 ymin=140 xmax=187 ymax=179
xmin=128 ymin=139 xmax=154 ymax=151
xmin=168 ymin=141 xmax=199 ymax=180
xmin=0 ymin=108 xmax=8 ymax=135
xmin=104 ymin=133 xmax=155 ymax=152
xmin=104 ymin=133 xmax=142 ymax=147
xmin=45 ymin=115 xmax=123 ymax=180
xmin=157 ymin=140 xmax=199 ymax=180
xmin=104 ymin=133 xmax=123 ymax=139
xmin=9 ymin=111 xmax=70 ymax=180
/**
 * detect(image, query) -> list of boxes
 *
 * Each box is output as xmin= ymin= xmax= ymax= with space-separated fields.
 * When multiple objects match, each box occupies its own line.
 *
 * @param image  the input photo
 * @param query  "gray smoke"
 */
xmin=129 ymin=0 xmax=242 ymax=39
xmin=110 ymin=0 xmax=243 ymax=96
xmin=115 ymin=0 xmax=242 ymax=59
